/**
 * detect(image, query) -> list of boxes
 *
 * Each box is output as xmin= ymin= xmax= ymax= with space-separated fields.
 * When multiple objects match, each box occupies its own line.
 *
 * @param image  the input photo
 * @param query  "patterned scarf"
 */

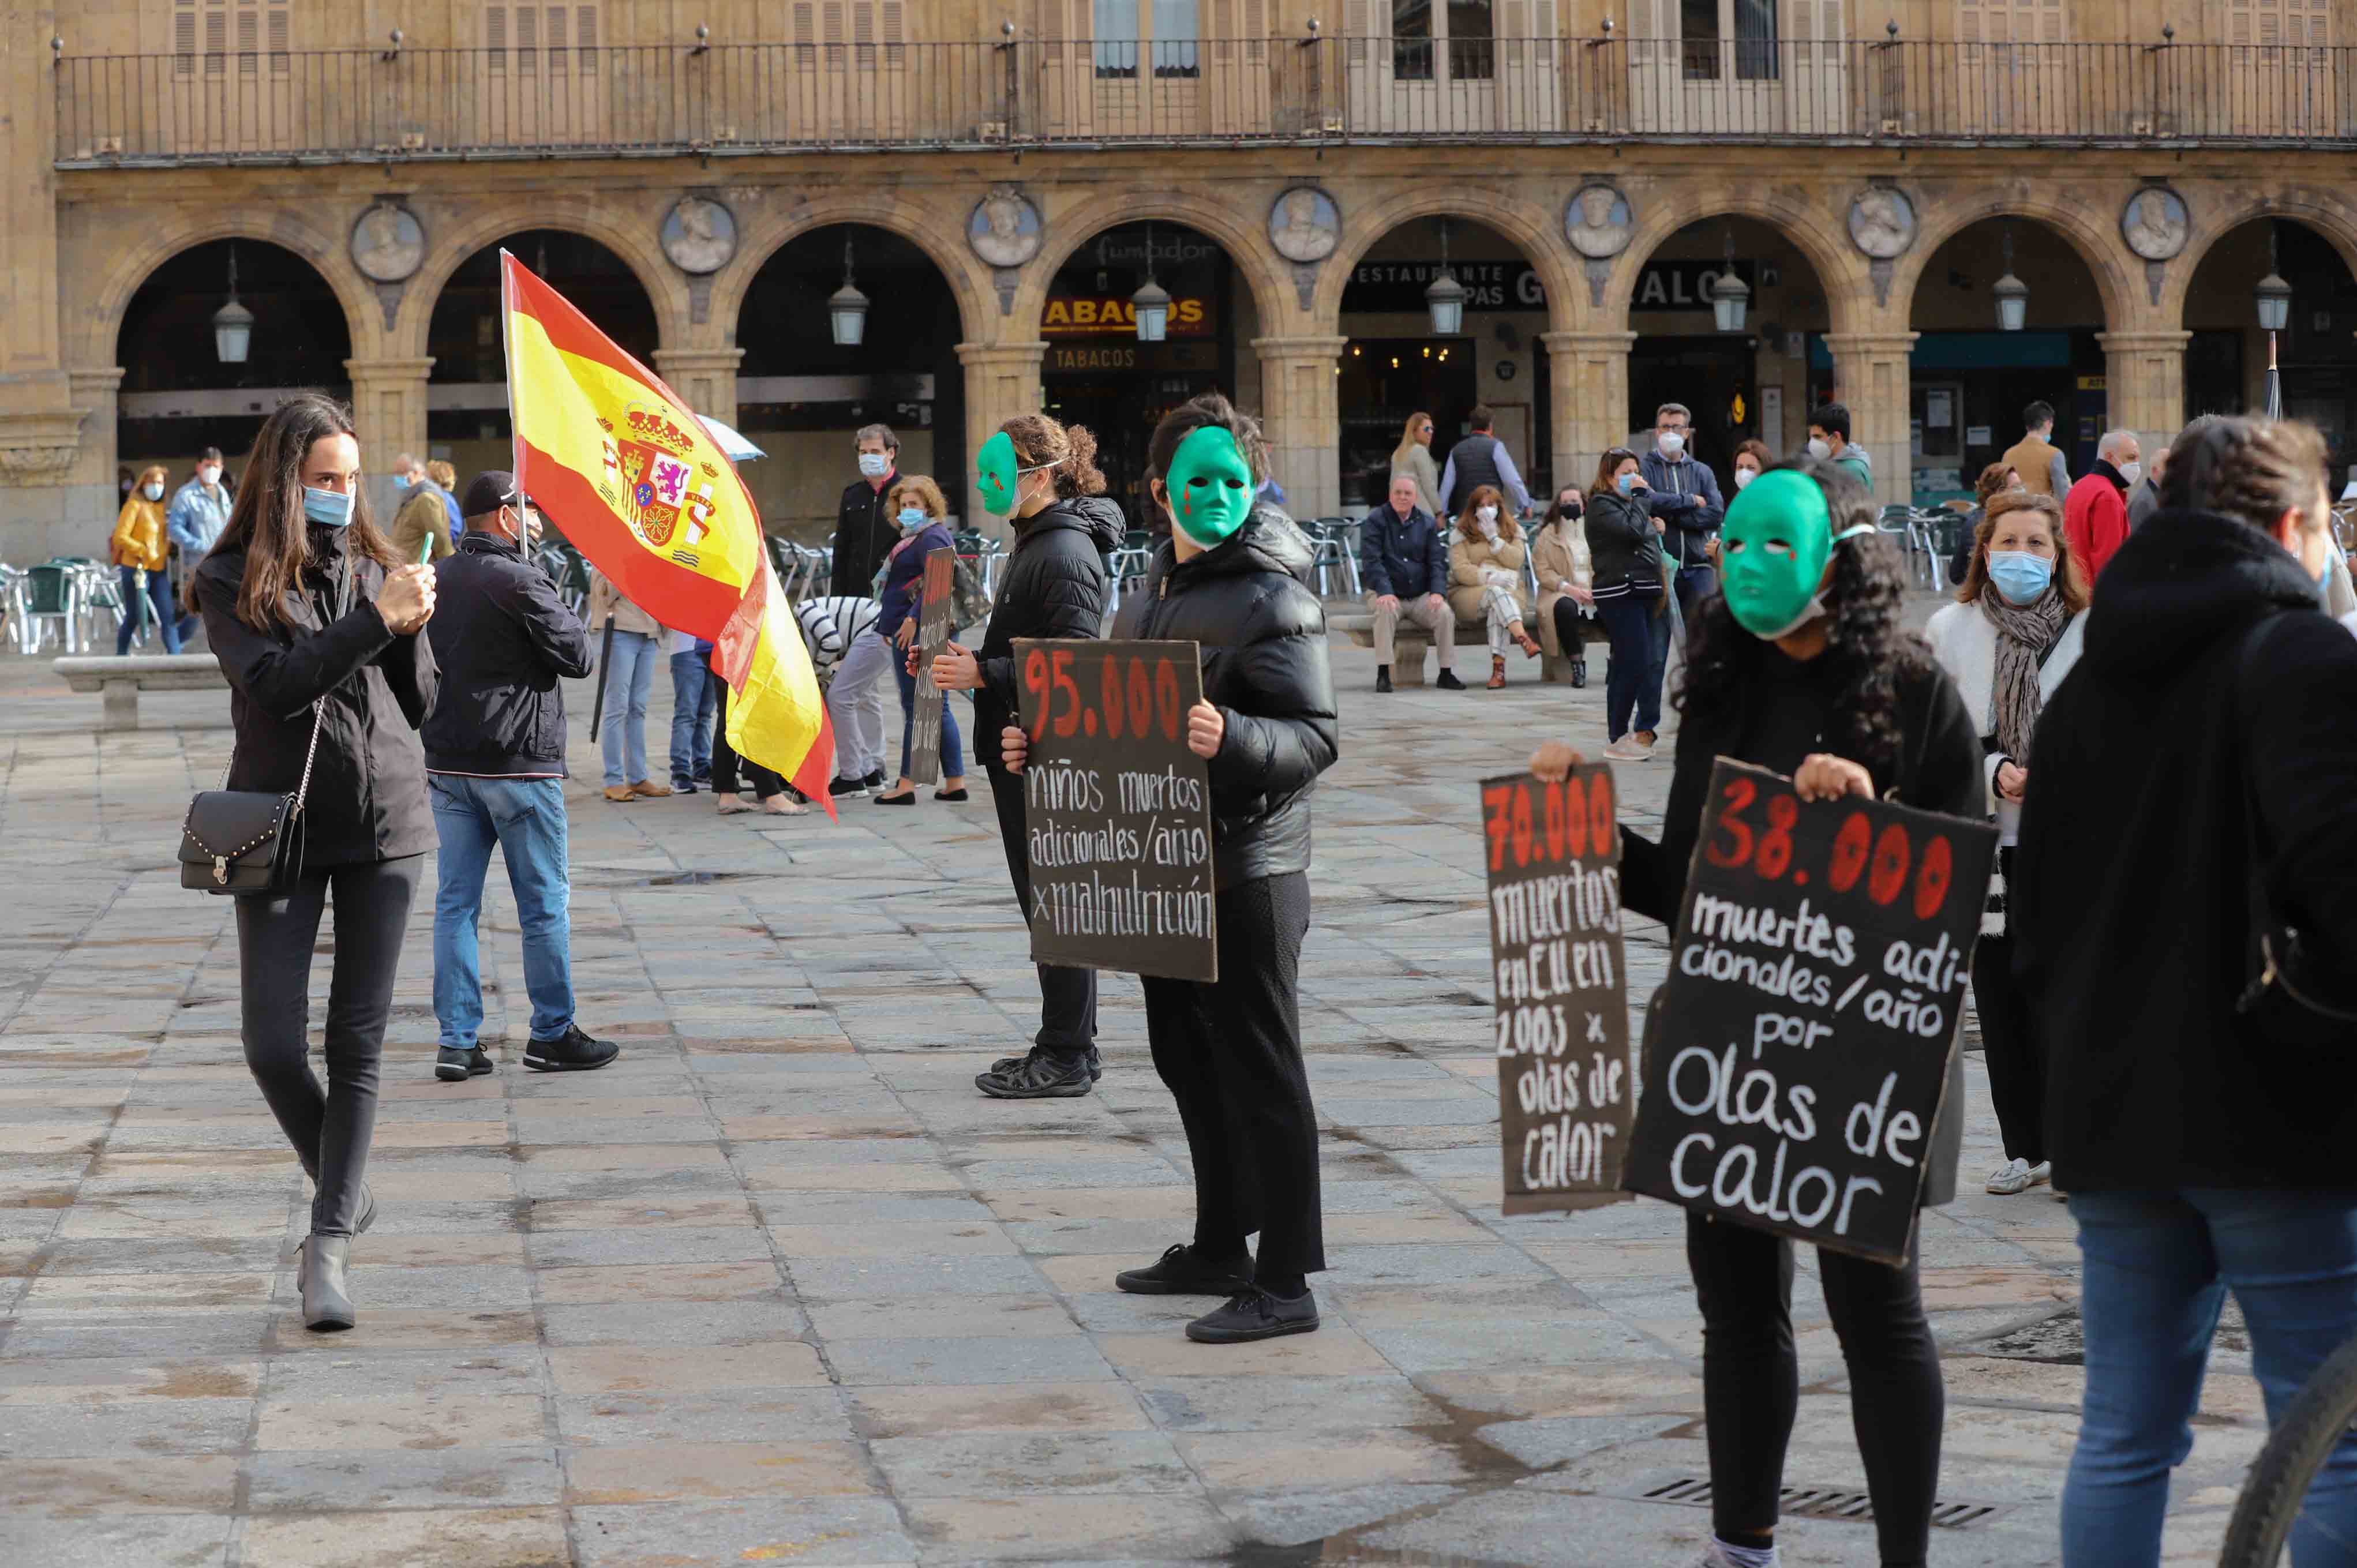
xmin=1977 ymin=585 xmax=2066 ymax=760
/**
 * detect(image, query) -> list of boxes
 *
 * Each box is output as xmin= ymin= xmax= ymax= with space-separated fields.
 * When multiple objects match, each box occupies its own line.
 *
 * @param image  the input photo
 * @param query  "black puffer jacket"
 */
xmin=196 ymin=527 xmax=439 ymax=866
xmin=1584 ymin=489 xmax=1665 ymax=594
xmin=2015 ymin=509 xmax=2357 ymax=1192
xmin=422 ymin=531 xmax=593 ymax=777
xmin=975 ymin=495 xmax=1124 ymax=768
xmin=1115 ymin=508 xmax=1339 ymax=891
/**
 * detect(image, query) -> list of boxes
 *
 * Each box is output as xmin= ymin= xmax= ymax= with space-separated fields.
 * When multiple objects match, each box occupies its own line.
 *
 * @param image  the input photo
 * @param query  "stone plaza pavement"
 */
xmin=0 ymin=620 xmax=2262 ymax=1567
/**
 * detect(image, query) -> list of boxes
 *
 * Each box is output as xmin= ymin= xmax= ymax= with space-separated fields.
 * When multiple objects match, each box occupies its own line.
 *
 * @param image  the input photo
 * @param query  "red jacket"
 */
xmin=2065 ymin=466 xmax=2131 ymax=583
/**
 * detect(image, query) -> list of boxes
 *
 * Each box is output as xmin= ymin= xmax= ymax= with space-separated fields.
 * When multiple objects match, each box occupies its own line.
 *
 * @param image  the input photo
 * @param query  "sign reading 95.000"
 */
xmin=1622 ymin=759 xmax=1998 ymax=1266
xmin=1013 ymin=638 xmax=1217 ymax=984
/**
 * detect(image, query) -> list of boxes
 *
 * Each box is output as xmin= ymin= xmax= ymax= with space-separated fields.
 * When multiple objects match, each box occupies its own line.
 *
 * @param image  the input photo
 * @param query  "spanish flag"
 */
xmin=501 ymin=252 xmax=835 ymax=816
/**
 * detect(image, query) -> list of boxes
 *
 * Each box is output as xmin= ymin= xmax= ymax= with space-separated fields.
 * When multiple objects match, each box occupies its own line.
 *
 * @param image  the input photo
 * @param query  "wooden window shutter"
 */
xmin=1243 ymin=0 xmax=1264 ymax=59
xmin=487 ymin=4 xmax=508 ymax=71
xmin=547 ymin=6 xmax=567 ymax=72
xmin=1209 ymin=0 xmax=1231 ymax=61
xmin=577 ymin=4 xmax=597 ymax=70
xmin=791 ymin=0 xmax=815 ymax=59
xmin=267 ymin=3 xmax=288 ymax=72
xmin=235 ymin=2 xmax=256 ymax=74
xmin=174 ymin=2 xmax=197 ymax=74
xmin=1343 ymin=0 xmax=1369 ymax=62
xmin=881 ymin=0 xmax=904 ymax=63
xmin=204 ymin=2 xmax=227 ymax=74
xmin=1041 ymin=0 xmax=1066 ymax=63
xmin=853 ymin=0 xmax=875 ymax=66
xmin=518 ymin=3 xmax=538 ymax=72
xmin=1820 ymin=0 xmax=1844 ymax=44
xmin=823 ymin=0 xmax=846 ymax=65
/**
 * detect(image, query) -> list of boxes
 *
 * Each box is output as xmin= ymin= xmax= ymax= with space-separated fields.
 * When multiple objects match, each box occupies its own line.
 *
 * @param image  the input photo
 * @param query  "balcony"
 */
xmin=51 ymin=36 xmax=2357 ymax=168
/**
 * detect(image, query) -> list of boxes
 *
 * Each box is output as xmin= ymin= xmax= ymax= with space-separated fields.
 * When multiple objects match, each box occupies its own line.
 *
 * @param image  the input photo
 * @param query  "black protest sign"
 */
xmin=906 ymin=546 xmax=955 ymax=786
xmin=1481 ymin=766 xmax=1633 ymax=1216
xmin=1013 ymin=638 xmax=1217 ymax=983
xmin=1622 ymin=759 xmax=1998 ymax=1265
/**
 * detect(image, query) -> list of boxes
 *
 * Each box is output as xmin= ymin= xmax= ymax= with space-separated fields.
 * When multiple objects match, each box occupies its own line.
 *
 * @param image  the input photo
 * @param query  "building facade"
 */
xmin=9 ymin=0 xmax=2357 ymax=558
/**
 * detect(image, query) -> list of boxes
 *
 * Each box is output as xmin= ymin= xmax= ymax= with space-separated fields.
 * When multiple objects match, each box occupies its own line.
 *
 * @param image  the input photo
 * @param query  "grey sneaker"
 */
xmin=434 ymin=1045 xmax=495 ymax=1082
xmin=975 ymin=1054 xmax=1095 ymax=1099
xmin=986 ymin=1045 xmax=1104 ymax=1082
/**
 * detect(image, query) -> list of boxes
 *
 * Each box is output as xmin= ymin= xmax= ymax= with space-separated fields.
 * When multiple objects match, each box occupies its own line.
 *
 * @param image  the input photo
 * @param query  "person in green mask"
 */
xmin=1530 ymin=457 xmax=1983 ymax=1568
xmin=995 ymin=393 xmax=1339 ymax=1346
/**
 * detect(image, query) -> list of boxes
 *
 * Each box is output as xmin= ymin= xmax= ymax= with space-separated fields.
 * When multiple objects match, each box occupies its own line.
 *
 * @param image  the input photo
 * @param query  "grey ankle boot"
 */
xmin=300 ymin=1235 xmax=355 ymax=1331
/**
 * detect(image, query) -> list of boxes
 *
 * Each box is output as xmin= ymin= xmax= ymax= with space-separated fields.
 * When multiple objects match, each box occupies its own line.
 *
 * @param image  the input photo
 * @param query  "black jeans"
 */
xmin=985 ymin=765 xmax=1097 ymax=1058
xmin=1972 ymin=928 xmax=2044 ymax=1165
xmin=235 ymin=857 xmax=422 ymax=1236
xmin=1686 ymin=1213 xmax=1943 ymax=1568
xmin=709 ymin=679 xmax=786 ymax=800
xmin=1548 ymin=601 xmax=1592 ymax=669
xmin=1142 ymin=872 xmax=1324 ymax=1280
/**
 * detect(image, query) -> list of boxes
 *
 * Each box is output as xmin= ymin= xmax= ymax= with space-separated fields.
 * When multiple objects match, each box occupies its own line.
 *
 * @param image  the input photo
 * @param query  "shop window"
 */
xmin=174 ymin=1 xmax=290 ymax=78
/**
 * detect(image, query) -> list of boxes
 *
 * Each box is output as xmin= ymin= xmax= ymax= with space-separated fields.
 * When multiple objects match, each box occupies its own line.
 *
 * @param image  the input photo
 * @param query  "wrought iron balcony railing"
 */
xmin=53 ymin=36 xmax=2357 ymax=168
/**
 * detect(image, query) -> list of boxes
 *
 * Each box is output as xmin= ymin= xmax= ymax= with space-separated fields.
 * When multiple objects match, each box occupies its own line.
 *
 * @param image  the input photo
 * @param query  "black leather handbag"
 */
xmin=179 ymin=702 xmax=324 ymax=896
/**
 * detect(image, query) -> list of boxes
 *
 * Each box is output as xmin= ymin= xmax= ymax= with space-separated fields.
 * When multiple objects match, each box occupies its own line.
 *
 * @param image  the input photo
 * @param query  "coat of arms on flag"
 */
xmin=601 ymin=405 xmax=720 ymax=552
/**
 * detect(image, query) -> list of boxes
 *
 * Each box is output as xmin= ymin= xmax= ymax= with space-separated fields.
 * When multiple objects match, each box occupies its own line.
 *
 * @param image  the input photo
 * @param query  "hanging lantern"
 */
xmin=1711 ymin=226 xmax=1750 ymax=334
xmin=1133 ymin=223 xmax=1170 ymax=342
xmin=829 ymin=235 xmax=870 ymax=347
xmin=212 ymin=245 xmax=254 ymax=365
xmin=2257 ymin=224 xmax=2293 ymax=333
xmin=1426 ymin=217 xmax=1465 ymax=336
xmin=1992 ymin=224 xmax=2029 ymax=333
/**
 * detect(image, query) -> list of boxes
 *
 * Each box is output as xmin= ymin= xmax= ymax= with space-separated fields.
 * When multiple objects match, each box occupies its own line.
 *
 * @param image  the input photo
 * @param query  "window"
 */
xmin=1095 ymin=0 xmax=1138 ymax=76
xmin=1392 ymin=0 xmax=1433 ymax=80
xmin=486 ymin=7 xmax=602 ymax=75
xmin=1446 ymin=0 xmax=1492 ymax=80
xmin=1679 ymin=0 xmax=1718 ymax=78
xmin=1681 ymin=0 xmax=1779 ymax=80
xmin=1093 ymin=0 xmax=1196 ymax=78
xmin=1153 ymin=0 xmax=1200 ymax=75
xmin=1382 ymin=0 xmax=1491 ymax=81
xmin=175 ymin=1 xmax=288 ymax=79
xmin=1734 ymin=0 xmax=1778 ymax=79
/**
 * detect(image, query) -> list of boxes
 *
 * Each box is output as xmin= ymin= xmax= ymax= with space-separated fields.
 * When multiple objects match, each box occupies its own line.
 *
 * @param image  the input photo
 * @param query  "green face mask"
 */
xmin=1163 ymin=425 xmax=1255 ymax=547
xmin=976 ymin=431 xmax=1024 ymax=517
xmin=1719 ymin=469 xmax=1858 ymax=640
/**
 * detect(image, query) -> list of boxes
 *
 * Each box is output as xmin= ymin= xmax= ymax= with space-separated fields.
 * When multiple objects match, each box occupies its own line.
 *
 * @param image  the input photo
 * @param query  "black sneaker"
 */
xmin=1435 ymin=669 xmax=1467 ymax=691
xmin=524 ymin=1024 xmax=620 ymax=1072
xmin=670 ymin=778 xmax=701 ymax=794
xmin=1374 ymin=666 xmax=1394 ymax=694
xmin=986 ymin=1045 xmax=1104 ymax=1081
xmin=1186 ymin=1286 xmax=1321 ymax=1344
xmin=1571 ymin=658 xmax=1588 ymax=689
xmin=863 ymin=768 xmax=887 ymax=789
xmin=1116 ymin=1243 xmax=1254 ymax=1297
xmin=435 ymin=1045 xmax=495 ymax=1082
xmin=975 ymin=1053 xmax=1095 ymax=1099
xmin=828 ymin=775 xmax=870 ymax=798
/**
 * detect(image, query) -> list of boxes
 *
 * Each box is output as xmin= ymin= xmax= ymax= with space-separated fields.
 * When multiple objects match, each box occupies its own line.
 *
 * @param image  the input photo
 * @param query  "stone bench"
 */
xmin=1330 ymin=612 xmax=1593 ymax=687
xmin=53 ymin=654 xmax=227 ymax=730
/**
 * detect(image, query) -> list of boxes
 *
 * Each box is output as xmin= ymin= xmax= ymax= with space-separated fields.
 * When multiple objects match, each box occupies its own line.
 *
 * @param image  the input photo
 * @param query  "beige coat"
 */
xmin=587 ymin=572 xmax=662 ymax=637
xmin=1530 ymin=518 xmax=1597 ymax=657
xmin=1446 ymin=531 xmax=1532 ymax=624
xmin=1390 ymin=444 xmax=1442 ymax=517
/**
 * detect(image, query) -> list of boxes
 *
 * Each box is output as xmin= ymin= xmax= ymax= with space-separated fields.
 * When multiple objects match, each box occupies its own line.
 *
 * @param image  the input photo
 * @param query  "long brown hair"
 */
xmin=1955 ymin=489 xmax=2088 ymax=612
xmin=999 ymin=412 xmax=1108 ymax=501
xmin=1973 ymin=460 xmax=2019 ymax=510
xmin=1589 ymin=447 xmax=1641 ymax=500
xmin=189 ymin=392 xmax=396 ymax=628
xmin=1454 ymin=483 xmax=1519 ymax=544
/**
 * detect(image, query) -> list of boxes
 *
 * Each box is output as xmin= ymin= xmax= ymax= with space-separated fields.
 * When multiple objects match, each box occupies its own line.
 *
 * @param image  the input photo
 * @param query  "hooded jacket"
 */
xmin=196 ymin=527 xmax=439 ymax=865
xmin=975 ymin=494 xmax=1123 ymax=768
xmin=1638 ymin=448 xmax=1726 ymax=569
xmin=2014 ymin=509 xmax=2357 ymax=1192
xmin=423 ymin=531 xmax=594 ymax=777
xmin=1114 ymin=507 xmax=1339 ymax=891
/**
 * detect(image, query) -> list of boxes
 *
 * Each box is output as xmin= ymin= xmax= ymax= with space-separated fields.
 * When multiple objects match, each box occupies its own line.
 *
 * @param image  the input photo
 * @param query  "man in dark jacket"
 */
xmin=421 ymin=471 xmax=618 ymax=1082
xmin=1637 ymin=401 xmax=1726 ymax=619
xmin=830 ymin=423 xmax=901 ymax=603
xmin=1357 ymin=471 xmax=1461 ymax=692
xmin=1437 ymin=404 xmax=1532 ymax=518
xmin=2013 ymin=425 xmax=2357 ymax=1559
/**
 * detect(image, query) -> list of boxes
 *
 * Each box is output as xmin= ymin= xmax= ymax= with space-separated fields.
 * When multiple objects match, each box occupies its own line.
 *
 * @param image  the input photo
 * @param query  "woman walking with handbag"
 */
xmin=188 ymin=393 xmax=440 ymax=1332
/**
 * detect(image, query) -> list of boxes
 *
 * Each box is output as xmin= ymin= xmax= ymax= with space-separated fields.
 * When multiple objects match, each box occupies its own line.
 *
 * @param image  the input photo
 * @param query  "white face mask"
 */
xmin=2117 ymin=460 xmax=2143 ymax=486
xmin=1734 ymin=467 xmax=1758 ymax=490
xmin=857 ymin=451 xmax=891 ymax=479
xmin=1806 ymin=437 xmax=1832 ymax=460
xmin=1475 ymin=505 xmax=1498 ymax=526
xmin=143 ymin=482 xmax=164 ymax=501
xmin=198 ymin=466 xmax=221 ymax=487
xmin=1658 ymin=431 xmax=1685 ymax=459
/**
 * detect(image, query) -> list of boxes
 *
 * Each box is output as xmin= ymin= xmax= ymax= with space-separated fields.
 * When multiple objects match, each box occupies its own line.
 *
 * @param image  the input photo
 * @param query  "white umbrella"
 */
xmin=698 ymin=415 xmax=765 ymax=463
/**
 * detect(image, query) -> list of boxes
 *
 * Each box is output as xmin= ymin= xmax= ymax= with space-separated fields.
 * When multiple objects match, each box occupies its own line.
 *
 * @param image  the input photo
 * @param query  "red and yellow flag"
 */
xmin=500 ymin=252 xmax=835 ymax=815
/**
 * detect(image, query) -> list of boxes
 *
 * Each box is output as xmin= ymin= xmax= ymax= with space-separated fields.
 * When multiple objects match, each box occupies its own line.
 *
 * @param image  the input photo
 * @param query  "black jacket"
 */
xmin=1622 ymin=642 xmax=1984 ymax=1208
xmin=196 ymin=528 xmax=439 ymax=866
xmin=1114 ymin=508 xmax=1339 ymax=892
xmin=833 ymin=475 xmax=900 ymax=600
xmin=422 ymin=532 xmax=594 ymax=777
xmin=1584 ymin=489 xmax=1665 ymax=594
xmin=2014 ymin=509 xmax=2357 ymax=1192
xmin=1357 ymin=502 xmax=1448 ymax=600
xmin=976 ymin=496 xmax=1124 ymax=768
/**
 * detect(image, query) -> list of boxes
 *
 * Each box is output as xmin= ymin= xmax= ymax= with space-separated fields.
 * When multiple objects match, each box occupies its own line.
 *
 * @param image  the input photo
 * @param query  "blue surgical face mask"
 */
xmin=897 ymin=507 xmax=928 ymax=533
xmin=1616 ymin=472 xmax=1637 ymax=496
xmin=858 ymin=452 xmax=891 ymax=479
xmin=1986 ymin=550 xmax=2053 ymax=605
xmin=392 ymin=474 xmax=411 ymax=489
xmin=302 ymin=486 xmax=354 ymax=528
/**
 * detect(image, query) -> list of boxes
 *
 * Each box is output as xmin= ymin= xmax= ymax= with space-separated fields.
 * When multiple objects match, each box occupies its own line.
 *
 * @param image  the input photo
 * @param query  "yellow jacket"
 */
xmin=110 ymin=496 xmax=168 ymax=571
xmin=388 ymin=485 xmax=454 ymax=563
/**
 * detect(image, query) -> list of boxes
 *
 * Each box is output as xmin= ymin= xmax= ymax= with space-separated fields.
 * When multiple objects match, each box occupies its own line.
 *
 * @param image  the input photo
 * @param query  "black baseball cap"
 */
xmin=462 ymin=470 xmax=523 ymax=519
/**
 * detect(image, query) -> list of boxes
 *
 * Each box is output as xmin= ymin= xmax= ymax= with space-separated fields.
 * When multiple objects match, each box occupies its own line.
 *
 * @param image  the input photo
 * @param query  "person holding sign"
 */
xmin=1534 ymin=459 xmax=1981 ymax=1568
xmin=1924 ymin=490 xmax=2086 ymax=1197
xmin=871 ymin=474 xmax=968 ymax=806
xmin=1003 ymin=393 xmax=1339 ymax=1344
xmin=927 ymin=415 xmax=1124 ymax=1098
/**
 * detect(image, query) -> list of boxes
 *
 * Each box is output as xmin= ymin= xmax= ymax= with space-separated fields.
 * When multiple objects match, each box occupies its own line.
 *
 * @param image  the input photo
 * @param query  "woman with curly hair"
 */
xmin=1534 ymin=459 xmax=1982 ymax=1568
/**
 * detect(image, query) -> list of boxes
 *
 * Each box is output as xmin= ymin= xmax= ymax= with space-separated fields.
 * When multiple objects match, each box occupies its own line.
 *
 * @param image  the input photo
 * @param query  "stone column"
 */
xmin=2097 ymin=329 xmax=2191 ymax=460
xmin=653 ymin=348 xmax=746 ymax=432
xmin=0 ymin=15 xmax=91 ymax=562
xmin=344 ymin=358 xmax=435 ymax=519
xmin=957 ymin=341 xmax=1047 ymax=537
xmin=1822 ymin=332 xmax=1920 ymax=508
xmin=1542 ymin=330 xmax=1636 ymax=485
xmin=1250 ymin=334 xmax=1347 ymax=520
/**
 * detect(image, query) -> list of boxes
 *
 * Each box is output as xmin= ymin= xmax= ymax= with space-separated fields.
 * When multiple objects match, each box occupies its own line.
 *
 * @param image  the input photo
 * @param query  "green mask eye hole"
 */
xmin=1223 ymin=478 xmax=1245 ymax=489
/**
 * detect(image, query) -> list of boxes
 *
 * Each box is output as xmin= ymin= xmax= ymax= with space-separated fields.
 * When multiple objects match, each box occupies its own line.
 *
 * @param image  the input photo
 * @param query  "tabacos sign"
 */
xmin=1043 ymin=295 xmax=1213 ymax=337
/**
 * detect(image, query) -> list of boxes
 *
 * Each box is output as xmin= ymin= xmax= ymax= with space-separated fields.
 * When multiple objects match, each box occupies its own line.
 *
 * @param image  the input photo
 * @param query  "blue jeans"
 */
xmin=668 ymin=649 xmax=717 ymax=787
xmin=429 ymin=775 xmax=575 ymax=1048
xmin=2064 ymin=1189 xmax=2357 ymax=1567
xmin=1595 ymin=591 xmax=1668 ymax=741
xmin=115 ymin=566 xmax=181 ymax=655
xmin=599 ymin=629 xmax=659 ymax=787
xmin=892 ymin=648 xmax=965 ymax=782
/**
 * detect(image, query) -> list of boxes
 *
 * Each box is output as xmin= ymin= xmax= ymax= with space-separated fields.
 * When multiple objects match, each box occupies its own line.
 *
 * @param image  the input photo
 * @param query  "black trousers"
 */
xmin=1972 ymin=931 xmax=2045 ymax=1165
xmin=985 ymin=765 xmax=1097 ymax=1057
xmin=1686 ymin=1213 xmax=1943 ymax=1568
xmin=709 ymin=679 xmax=786 ymax=800
xmin=1548 ymin=601 xmax=1594 ymax=664
xmin=1142 ymin=872 xmax=1325 ymax=1280
xmin=235 ymin=857 xmax=422 ymax=1236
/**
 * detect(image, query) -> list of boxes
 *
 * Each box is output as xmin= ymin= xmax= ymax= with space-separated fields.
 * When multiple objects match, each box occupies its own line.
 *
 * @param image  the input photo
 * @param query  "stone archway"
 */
xmin=1011 ymin=190 xmax=1292 ymax=347
xmin=1311 ymin=187 xmax=1578 ymax=333
xmin=80 ymin=213 xmax=372 ymax=374
xmin=398 ymin=200 xmax=687 ymax=358
xmin=714 ymin=195 xmax=988 ymax=351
